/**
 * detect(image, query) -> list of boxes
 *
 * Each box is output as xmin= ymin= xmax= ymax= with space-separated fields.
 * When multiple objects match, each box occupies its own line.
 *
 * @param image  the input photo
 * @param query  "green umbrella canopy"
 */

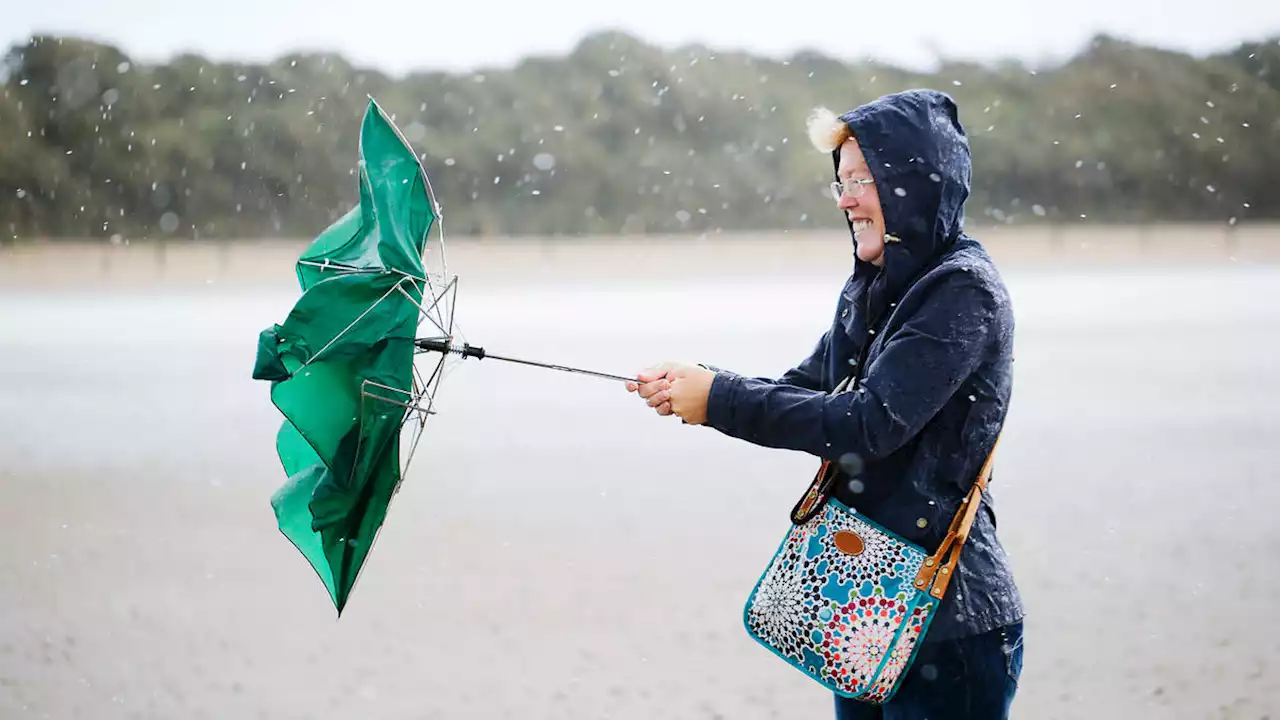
xmin=252 ymin=98 xmax=444 ymax=614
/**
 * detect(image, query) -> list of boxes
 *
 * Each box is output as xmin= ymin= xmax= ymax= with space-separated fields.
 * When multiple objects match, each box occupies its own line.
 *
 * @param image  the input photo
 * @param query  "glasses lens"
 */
xmin=831 ymin=180 xmax=867 ymax=200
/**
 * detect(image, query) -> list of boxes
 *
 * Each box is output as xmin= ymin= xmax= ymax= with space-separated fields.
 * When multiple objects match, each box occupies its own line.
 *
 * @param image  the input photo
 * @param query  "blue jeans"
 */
xmin=834 ymin=621 xmax=1024 ymax=720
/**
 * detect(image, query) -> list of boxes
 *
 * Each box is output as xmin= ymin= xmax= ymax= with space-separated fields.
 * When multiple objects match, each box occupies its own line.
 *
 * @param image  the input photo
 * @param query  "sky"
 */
xmin=6 ymin=0 xmax=1280 ymax=74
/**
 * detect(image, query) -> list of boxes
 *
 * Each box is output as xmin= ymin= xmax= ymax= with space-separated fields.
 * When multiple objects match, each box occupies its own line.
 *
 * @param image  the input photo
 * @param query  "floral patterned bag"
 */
xmin=742 ymin=377 xmax=1000 ymax=703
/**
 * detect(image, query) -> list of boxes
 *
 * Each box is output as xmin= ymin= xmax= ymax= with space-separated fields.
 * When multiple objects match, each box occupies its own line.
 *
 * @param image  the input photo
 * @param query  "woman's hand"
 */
xmin=626 ymin=362 xmax=716 ymax=425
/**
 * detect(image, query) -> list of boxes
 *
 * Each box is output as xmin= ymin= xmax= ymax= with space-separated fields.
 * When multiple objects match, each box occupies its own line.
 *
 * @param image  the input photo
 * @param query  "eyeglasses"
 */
xmin=829 ymin=178 xmax=874 ymax=201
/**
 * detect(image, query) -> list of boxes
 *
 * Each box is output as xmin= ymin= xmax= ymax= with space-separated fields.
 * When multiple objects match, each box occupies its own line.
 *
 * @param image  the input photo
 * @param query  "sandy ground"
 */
xmin=2 ymin=222 xmax=1279 ymax=291
xmin=2 ymin=233 xmax=1279 ymax=719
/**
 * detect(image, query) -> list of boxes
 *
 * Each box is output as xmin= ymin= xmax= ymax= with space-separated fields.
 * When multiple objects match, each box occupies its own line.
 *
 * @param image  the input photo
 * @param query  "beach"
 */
xmin=2 ymin=228 xmax=1278 ymax=719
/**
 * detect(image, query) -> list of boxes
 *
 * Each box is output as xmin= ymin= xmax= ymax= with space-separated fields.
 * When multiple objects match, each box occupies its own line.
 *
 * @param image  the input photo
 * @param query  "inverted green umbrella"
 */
xmin=253 ymin=98 xmax=640 ymax=614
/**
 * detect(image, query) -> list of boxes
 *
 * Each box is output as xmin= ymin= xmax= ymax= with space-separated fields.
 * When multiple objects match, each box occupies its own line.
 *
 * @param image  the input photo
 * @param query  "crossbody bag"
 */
xmin=742 ymin=369 xmax=1000 ymax=703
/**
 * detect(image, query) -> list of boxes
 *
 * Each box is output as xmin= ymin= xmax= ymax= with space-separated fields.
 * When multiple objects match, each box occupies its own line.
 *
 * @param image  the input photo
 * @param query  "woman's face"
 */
xmin=835 ymin=138 xmax=885 ymax=266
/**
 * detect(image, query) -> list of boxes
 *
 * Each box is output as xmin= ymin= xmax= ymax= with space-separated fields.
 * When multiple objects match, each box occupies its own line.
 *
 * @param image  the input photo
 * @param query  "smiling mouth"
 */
xmin=849 ymin=218 xmax=873 ymax=233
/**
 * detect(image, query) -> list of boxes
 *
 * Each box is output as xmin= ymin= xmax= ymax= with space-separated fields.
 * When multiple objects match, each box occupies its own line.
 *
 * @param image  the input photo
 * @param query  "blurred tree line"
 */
xmin=1 ymin=31 xmax=1277 ymax=240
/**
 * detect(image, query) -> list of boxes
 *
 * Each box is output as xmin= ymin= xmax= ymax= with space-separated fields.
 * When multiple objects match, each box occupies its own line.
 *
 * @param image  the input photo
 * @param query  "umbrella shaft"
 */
xmin=416 ymin=338 xmax=638 ymax=383
xmin=483 ymin=352 xmax=638 ymax=383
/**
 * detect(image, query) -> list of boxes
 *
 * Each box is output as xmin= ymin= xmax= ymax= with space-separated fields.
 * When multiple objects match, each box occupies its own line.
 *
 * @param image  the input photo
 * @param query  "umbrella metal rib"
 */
xmin=415 ymin=338 xmax=641 ymax=384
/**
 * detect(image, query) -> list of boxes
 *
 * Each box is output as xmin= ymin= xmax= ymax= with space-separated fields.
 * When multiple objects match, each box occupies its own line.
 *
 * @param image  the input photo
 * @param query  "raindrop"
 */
xmin=952 ymin=80 xmax=962 ymax=86
xmin=675 ymin=210 xmax=691 ymax=223
xmin=1074 ymin=160 xmax=1083 ymax=168
xmin=15 ymin=189 xmax=25 ymax=199
xmin=493 ymin=176 xmax=501 ymax=184
xmin=116 ymin=61 xmax=130 ymax=73
xmin=1206 ymin=185 xmax=1216 ymax=193
xmin=839 ymin=453 xmax=864 ymax=476
xmin=532 ymin=153 xmax=556 ymax=171
xmin=847 ymin=479 xmax=865 ymax=494
xmin=1032 ymin=204 xmax=1046 ymax=217
xmin=159 ymin=212 xmax=180 ymax=233
xmin=920 ymin=664 xmax=938 ymax=681
xmin=928 ymin=173 xmax=941 ymax=182
xmin=968 ymin=395 xmax=976 ymax=402
xmin=893 ymin=187 xmax=907 ymax=197
xmin=1206 ymin=100 xmax=1215 ymax=108
xmin=102 ymin=88 xmax=120 ymax=106
xmin=916 ymin=518 xmax=928 ymax=528
xmin=553 ymin=125 xmax=565 ymax=132
xmin=444 ymin=158 xmax=456 ymax=166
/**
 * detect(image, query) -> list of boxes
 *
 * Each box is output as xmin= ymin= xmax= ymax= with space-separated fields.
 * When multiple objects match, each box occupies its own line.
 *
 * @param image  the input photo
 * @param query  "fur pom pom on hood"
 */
xmin=806 ymin=106 xmax=851 ymax=153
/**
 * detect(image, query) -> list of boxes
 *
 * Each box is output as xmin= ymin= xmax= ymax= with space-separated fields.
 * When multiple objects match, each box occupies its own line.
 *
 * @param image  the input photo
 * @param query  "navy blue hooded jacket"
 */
xmin=704 ymin=89 xmax=1024 ymax=642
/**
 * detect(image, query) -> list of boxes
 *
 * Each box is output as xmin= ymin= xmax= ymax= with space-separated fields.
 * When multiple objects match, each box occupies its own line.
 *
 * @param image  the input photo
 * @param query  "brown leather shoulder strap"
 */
xmin=912 ymin=434 xmax=1001 ymax=600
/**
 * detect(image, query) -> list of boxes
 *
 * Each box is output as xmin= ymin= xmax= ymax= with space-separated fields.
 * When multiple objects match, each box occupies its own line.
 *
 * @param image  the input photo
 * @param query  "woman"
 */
xmin=626 ymin=89 xmax=1025 ymax=719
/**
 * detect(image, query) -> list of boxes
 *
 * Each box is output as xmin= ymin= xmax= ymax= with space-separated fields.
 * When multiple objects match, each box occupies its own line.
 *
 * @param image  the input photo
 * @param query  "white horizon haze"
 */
xmin=5 ymin=0 xmax=1279 ymax=75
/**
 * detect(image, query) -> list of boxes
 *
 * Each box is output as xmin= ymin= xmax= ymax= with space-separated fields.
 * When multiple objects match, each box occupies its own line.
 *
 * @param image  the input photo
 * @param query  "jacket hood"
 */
xmin=824 ymin=89 xmax=973 ymax=320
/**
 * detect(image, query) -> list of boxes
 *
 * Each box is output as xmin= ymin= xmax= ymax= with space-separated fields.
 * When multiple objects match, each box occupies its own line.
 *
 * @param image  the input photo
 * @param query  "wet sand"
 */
xmin=2 ymin=233 xmax=1278 ymax=718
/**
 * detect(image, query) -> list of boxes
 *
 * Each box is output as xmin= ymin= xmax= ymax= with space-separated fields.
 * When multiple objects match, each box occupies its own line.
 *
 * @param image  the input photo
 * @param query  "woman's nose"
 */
xmin=838 ymin=194 xmax=859 ymax=211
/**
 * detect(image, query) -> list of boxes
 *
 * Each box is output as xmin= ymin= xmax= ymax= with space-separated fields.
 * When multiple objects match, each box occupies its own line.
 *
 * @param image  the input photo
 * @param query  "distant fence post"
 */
xmin=154 ymin=239 xmax=167 ymax=280
xmin=1224 ymin=221 xmax=1239 ymax=259
xmin=1049 ymin=222 xmax=1064 ymax=257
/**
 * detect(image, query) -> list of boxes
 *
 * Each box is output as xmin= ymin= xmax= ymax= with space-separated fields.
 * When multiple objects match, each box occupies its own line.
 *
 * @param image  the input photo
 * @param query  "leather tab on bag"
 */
xmin=791 ymin=460 xmax=835 ymax=524
xmin=833 ymin=530 xmax=865 ymax=556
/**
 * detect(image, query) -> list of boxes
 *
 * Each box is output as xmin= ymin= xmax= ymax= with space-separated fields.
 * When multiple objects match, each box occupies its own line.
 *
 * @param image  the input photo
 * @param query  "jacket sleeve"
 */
xmin=702 ymin=272 xmax=995 ymax=462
